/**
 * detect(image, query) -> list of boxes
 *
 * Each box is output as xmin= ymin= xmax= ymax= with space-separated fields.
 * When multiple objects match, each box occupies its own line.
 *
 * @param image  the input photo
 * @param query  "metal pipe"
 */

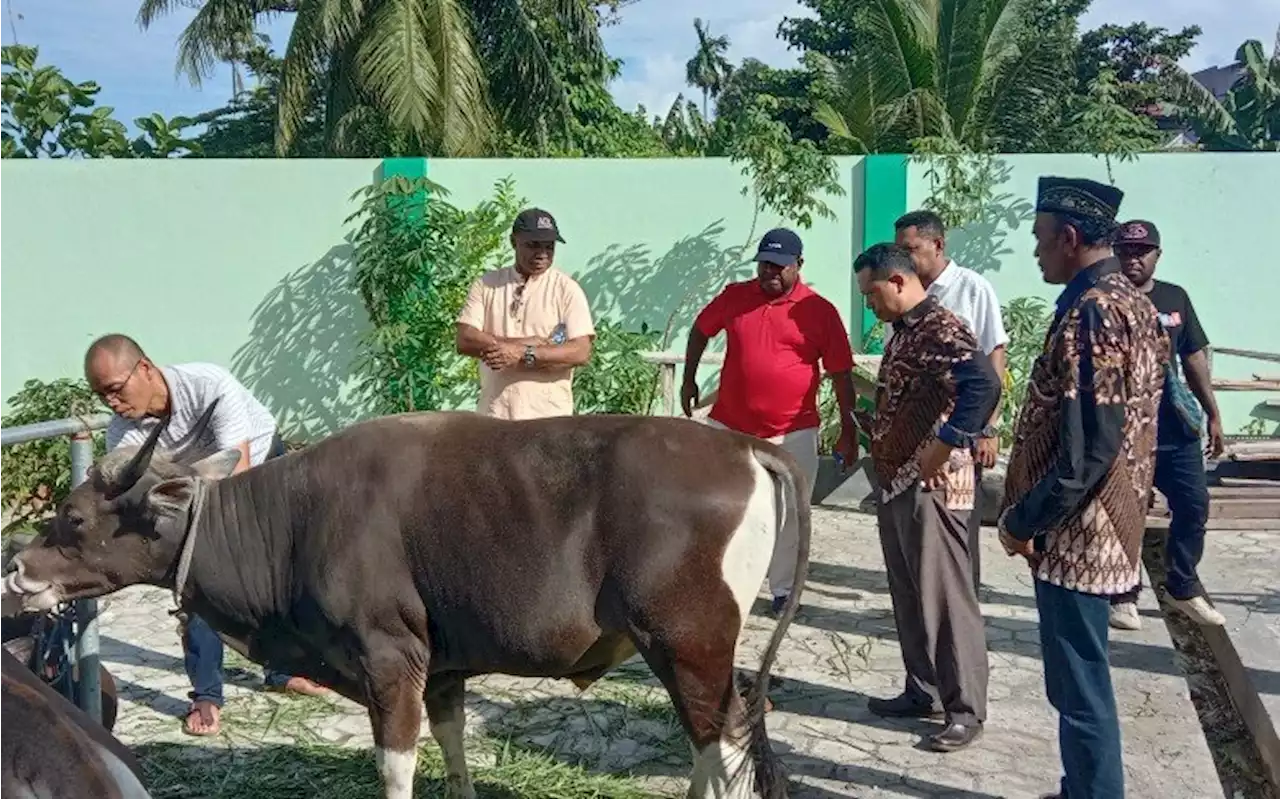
xmin=69 ymin=433 xmax=102 ymax=725
xmin=0 ymin=415 xmax=111 ymax=446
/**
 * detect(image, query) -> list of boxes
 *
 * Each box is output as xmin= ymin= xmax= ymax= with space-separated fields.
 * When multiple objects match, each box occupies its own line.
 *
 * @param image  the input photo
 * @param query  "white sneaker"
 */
xmin=1167 ymin=595 xmax=1227 ymax=626
xmin=1109 ymin=602 xmax=1141 ymax=631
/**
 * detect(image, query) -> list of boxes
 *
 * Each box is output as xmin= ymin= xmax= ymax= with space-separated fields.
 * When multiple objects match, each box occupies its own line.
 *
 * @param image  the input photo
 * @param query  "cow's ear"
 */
xmin=144 ymin=478 xmax=197 ymax=520
xmin=190 ymin=448 xmax=242 ymax=481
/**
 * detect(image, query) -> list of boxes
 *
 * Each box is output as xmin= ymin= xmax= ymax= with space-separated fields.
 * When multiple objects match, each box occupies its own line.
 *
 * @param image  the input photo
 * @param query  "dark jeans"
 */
xmin=1110 ymin=438 xmax=1209 ymax=604
xmin=182 ymin=433 xmax=294 ymax=703
xmin=1037 ymin=579 xmax=1125 ymax=799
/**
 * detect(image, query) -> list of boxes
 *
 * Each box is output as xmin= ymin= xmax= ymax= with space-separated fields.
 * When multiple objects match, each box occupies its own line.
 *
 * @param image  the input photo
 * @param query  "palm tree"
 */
xmin=134 ymin=0 xmax=606 ymax=156
xmin=804 ymin=0 xmax=1075 ymax=153
xmin=684 ymin=18 xmax=732 ymax=118
xmin=1158 ymin=28 xmax=1280 ymax=151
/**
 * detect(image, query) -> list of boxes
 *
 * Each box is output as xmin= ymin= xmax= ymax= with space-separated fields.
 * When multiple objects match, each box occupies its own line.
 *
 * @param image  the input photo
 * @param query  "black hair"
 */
xmin=853 ymin=243 xmax=917 ymax=280
xmin=1050 ymin=213 xmax=1116 ymax=248
xmin=893 ymin=209 xmax=945 ymax=239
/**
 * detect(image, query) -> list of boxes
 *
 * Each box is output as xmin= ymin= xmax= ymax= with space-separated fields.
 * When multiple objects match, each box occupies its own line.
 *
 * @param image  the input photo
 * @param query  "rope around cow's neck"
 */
xmin=172 ymin=478 xmax=207 ymax=608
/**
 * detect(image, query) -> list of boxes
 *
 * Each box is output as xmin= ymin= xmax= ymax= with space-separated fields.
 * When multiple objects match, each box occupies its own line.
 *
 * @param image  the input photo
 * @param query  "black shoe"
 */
xmin=928 ymin=721 xmax=984 ymax=752
xmin=867 ymin=693 xmax=943 ymax=719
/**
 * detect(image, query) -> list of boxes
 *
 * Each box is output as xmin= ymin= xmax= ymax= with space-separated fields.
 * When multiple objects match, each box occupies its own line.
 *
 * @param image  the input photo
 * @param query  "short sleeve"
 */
xmin=972 ymin=279 xmax=1010 ymax=353
xmin=1179 ymin=291 xmax=1209 ymax=356
xmin=561 ymin=280 xmax=596 ymax=340
xmin=820 ymin=305 xmax=855 ymax=373
xmin=206 ymin=376 xmax=255 ymax=449
xmin=693 ymin=287 xmax=734 ymax=338
xmin=456 ymin=277 xmax=486 ymax=329
xmin=105 ymin=416 xmax=140 ymax=452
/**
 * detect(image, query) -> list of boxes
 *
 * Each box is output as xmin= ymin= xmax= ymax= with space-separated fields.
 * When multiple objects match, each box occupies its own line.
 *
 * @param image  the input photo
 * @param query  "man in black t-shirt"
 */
xmin=1109 ymin=219 xmax=1226 ymax=630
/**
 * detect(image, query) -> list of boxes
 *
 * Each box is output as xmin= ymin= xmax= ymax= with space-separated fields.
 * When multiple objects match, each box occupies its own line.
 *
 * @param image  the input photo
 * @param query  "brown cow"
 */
xmin=3 ymin=406 xmax=811 ymax=799
xmin=1 ymin=647 xmax=152 ymax=798
xmin=2 ymin=612 xmax=121 ymax=732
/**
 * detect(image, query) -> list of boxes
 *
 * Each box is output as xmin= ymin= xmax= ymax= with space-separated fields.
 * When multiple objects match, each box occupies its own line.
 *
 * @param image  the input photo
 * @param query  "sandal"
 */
xmin=182 ymin=701 xmax=221 ymax=736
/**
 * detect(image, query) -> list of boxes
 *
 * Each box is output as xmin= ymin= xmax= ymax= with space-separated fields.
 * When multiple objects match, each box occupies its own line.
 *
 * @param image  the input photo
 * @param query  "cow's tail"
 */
xmin=743 ymin=444 xmax=812 ymax=798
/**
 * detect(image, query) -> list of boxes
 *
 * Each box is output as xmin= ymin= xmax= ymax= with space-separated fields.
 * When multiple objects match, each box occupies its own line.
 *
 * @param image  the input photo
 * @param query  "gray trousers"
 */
xmin=878 ymin=483 xmax=989 ymax=726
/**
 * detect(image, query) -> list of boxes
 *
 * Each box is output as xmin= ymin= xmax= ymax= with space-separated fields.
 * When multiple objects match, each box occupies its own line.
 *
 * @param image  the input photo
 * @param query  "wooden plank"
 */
xmin=1213 ymin=347 xmax=1280 ymax=364
xmin=1219 ymin=477 xmax=1280 ymax=488
xmin=1231 ymin=452 xmax=1280 ymax=463
xmin=1212 ymin=379 xmax=1280 ymax=391
xmin=1224 ymin=439 xmax=1280 ymax=455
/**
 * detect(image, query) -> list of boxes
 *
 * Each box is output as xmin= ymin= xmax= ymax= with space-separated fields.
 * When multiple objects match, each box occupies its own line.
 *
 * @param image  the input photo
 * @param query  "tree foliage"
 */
xmin=1159 ymin=29 xmax=1280 ymax=151
xmin=1 ymin=45 xmax=202 ymax=158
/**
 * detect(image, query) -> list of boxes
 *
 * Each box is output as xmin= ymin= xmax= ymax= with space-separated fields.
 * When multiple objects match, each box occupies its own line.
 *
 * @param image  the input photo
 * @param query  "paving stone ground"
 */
xmin=98 ymin=507 xmax=1224 ymax=798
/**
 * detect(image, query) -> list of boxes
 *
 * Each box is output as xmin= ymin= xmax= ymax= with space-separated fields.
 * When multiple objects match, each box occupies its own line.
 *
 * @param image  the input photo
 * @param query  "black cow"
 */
xmin=2 ymin=647 xmax=152 ymax=798
xmin=3 ymin=406 xmax=812 ymax=799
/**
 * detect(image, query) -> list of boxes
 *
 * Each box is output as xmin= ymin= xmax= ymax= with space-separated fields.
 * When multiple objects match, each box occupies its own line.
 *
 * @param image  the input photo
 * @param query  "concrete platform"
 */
xmin=1198 ymin=527 xmax=1280 ymax=789
xmin=95 ymin=507 xmax=1222 ymax=798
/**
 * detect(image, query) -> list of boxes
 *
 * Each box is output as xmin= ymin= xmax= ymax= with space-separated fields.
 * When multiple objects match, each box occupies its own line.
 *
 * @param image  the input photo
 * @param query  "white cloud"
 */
xmin=5 ymin=0 xmax=1274 ymax=136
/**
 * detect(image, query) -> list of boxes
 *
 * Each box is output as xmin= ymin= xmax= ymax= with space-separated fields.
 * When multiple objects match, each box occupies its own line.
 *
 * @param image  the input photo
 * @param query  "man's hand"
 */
xmin=976 ymin=436 xmax=999 ymax=469
xmin=918 ymin=439 xmax=954 ymax=491
xmin=999 ymin=529 xmax=1035 ymax=559
xmin=834 ymin=426 xmax=859 ymax=472
xmin=482 ymin=342 xmax=524 ymax=371
xmin=1205 ymin=416 xmax=1225 ymax=460
xmin=680 ymin=381 xmax=700 ymax=417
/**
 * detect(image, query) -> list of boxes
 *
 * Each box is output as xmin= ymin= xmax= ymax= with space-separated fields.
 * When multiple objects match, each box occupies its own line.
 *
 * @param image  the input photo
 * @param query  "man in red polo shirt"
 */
xmin=681 ymin=228 xmax=860 ymax=613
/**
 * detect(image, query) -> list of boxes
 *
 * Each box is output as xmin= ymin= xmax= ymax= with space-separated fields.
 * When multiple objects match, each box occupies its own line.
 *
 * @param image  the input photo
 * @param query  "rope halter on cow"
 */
xmin=172 ymin=476 xmax=208 ymax=610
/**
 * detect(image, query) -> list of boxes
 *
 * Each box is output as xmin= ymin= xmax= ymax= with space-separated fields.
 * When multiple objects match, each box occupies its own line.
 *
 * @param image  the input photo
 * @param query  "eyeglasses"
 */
xmin=95 ymin=359 xmax=143 ymax=400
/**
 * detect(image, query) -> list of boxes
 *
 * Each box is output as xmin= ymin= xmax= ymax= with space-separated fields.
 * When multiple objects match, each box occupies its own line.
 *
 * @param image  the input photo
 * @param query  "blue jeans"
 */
xmin=1110 ymin=437 xmax=1210 ymax=604
xmin=182 ymin=433 xmax=296 ymax=700
xmin=1036 ymin=579 xmax=1125 ymax=799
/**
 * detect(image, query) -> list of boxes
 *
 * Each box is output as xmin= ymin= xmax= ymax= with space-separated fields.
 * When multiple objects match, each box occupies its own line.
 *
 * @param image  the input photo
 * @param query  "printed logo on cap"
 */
xmin=536 ymin=216 xmax=553 ymax=230
xmin=1121 ymin=223 xmax=1148 ymax=239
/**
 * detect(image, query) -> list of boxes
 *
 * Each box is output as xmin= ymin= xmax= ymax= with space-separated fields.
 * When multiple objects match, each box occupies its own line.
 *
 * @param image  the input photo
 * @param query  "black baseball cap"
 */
xmin=512 ymin=208 xmax=565 ymax=243
xmin=755 ymin=228 xmax=803 ymax=266
xmin=1114 ymin=219 xmax=1160 ymax=248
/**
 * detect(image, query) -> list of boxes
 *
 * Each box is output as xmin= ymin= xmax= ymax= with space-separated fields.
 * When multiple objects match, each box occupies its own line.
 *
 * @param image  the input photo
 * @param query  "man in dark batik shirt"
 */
xmin=998 ymin=177 xmax=1168 ymax=799
xmin=855 ymin=243 xmax=1001 ymax=754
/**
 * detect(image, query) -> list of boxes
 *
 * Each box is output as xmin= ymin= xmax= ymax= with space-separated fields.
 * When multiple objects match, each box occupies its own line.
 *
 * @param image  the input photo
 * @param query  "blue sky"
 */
xmin=6 ymin=0 xmax=1275 ymax=134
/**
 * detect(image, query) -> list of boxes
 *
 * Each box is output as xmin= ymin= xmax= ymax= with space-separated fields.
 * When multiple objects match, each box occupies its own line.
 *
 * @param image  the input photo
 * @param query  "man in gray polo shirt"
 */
xmin=890 ymin=211 xmax=1010 ymax=590
xmin=84 ymin=334 xmax=327 ymax=737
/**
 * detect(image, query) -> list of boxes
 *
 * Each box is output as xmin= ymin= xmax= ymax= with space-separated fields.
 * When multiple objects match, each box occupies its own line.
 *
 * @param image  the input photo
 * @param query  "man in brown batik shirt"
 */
xmin=998 ymin=177 xmax=1167 ymax=799
xmin=855 ymin=243 xmax=1002 ymax=754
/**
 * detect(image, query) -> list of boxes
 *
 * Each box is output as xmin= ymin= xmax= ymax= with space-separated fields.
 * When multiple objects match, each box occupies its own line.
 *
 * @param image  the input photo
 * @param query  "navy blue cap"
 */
xmin=755 ymin=228 xmax=803 ymax=266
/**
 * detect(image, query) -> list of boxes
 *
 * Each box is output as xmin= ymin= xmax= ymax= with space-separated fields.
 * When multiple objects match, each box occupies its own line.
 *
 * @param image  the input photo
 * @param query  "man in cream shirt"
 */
xmin=887 ymin=210 xmax=1010 ymax=591
xmin=456 ymin=208 xmax=596 ymax=419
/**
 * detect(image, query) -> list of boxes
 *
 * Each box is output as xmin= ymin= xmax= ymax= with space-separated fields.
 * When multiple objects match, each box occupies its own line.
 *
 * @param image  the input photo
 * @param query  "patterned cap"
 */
xmin=1114 ymin=219 xmax=1160 ymax=248
xmin=1036 ymin=177 xmax=1124 ymax=224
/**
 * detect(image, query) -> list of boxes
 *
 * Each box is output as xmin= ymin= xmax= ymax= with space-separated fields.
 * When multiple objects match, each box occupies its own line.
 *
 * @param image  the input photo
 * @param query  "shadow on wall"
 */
xmin=231 ymin=244 xmax=372 ymax=442
xmin=946 ymin=159 xmax=1035 ymax=275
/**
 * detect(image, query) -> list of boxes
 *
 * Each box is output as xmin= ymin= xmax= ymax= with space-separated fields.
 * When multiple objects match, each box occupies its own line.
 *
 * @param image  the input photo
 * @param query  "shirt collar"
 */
xmin=929 ymin=259 xmax=959 ymax=290
xmin=891 ymin=295 xmax=939 ymax=332
xmin=758 ymin=278 xmax=814 ymax=304
xmin=1054 ymin=256 xmax=1120 ymax=318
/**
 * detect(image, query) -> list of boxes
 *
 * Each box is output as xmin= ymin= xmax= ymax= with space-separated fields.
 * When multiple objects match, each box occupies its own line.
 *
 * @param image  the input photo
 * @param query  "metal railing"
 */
xmin=640 ymin=352 xmax=883 ymax=417
xmin=1 ymin=413 xmax=112 ymax=723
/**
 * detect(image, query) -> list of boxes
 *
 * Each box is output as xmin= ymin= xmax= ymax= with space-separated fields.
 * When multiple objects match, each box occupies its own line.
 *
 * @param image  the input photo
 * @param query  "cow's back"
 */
xmin=284 ymin=412 xmax=770 ymax=673
xmin=1 ymin=649 xmax=150 ymax=798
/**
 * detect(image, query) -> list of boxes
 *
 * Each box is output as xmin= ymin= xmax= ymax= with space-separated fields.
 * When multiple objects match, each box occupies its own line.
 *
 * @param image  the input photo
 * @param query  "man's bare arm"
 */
xmin=1182 ymin=349 xmax=1220 ymax=422
xmin=456 ymin=324 xmax=547 ymax=358
xmin=986 ymin=344 xmax=1008 ymax=426
xmin=526 ymin=336 xmax=594 ymax=369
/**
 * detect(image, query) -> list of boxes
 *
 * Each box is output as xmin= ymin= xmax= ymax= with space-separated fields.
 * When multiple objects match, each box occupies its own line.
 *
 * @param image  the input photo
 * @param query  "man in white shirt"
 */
xmin=889 ymin=211 xmax=1010 ymax=590
xmin=83 ymin=334 xmax=326 ymax=737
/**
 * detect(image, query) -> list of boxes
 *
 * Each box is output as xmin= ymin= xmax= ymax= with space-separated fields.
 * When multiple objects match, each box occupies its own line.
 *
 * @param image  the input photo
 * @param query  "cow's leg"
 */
xmin=364 ymin=647 xmax=427 ymax=799
xmin=640 ymin=454 xmax=781 ymax=799
xmin=424 ymin=673 xmax=474 ymax=799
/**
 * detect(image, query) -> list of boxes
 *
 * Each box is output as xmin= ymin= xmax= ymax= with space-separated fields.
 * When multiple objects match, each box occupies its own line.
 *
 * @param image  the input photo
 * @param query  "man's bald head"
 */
xmin=84 ymin=334 xmax=161 ymax=419
xmin=84 ymin=334 xmax=145 ymax=374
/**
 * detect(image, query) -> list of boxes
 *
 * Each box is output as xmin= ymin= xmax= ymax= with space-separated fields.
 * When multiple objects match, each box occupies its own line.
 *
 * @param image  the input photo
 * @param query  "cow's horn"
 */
xmin=180 ymin=397 xmax=221 ymax=464
xmin=112 ymin=410 xmax=172 ymax=493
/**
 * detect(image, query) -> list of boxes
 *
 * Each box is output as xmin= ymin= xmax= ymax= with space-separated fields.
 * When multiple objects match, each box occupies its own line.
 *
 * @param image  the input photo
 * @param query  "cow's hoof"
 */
xmin=444 ymin=776 xmax=476 ymax=799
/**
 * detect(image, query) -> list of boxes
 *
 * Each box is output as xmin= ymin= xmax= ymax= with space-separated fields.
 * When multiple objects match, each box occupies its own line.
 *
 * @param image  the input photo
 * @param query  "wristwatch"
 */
xmin=523 ymin=345 xmax=537 ymax=367
xmin=980 ymin=424 xmax=999 ymax=439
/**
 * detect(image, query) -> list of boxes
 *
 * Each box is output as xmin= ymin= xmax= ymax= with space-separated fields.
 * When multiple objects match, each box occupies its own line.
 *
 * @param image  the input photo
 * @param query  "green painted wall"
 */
xmin=2 ymin=153 xmax=1274 ymax=439
xmin=0 ymin=156 xmax=866 ymax=438
xmin=0 ymin=158 xmax=382 ymax=438
xmin=904 ymin=152 xmax=1280 ymax=433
